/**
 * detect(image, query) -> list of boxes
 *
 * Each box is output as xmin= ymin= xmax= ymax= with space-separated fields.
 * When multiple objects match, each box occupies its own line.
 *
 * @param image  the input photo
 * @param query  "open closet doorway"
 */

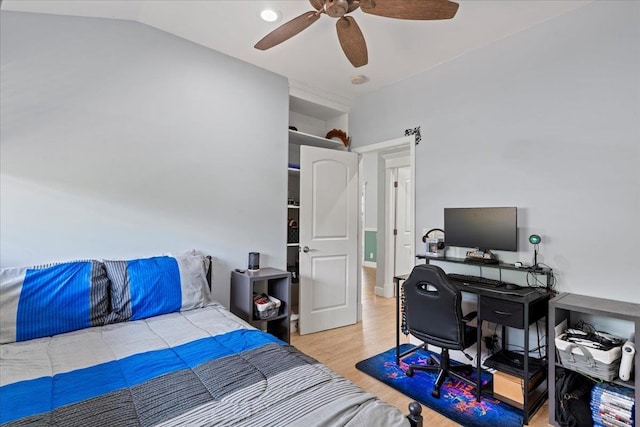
xmin=354 ymin=135 xmax=416 ymax=307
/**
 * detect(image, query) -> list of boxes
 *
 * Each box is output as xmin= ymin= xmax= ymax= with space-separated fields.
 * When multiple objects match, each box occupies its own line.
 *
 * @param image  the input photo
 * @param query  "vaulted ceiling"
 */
xmin=2 ymin=0 xmax=590 ymax=106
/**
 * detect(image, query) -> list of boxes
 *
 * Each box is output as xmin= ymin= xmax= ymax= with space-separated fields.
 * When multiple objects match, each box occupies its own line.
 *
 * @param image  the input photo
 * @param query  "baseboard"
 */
xmin=363 ymin=260 xmax=376 ymax=268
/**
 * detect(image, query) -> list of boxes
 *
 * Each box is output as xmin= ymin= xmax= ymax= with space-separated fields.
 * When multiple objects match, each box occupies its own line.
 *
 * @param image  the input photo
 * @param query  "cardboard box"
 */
xmin=493 ymin=370 xmax=543 ymax=405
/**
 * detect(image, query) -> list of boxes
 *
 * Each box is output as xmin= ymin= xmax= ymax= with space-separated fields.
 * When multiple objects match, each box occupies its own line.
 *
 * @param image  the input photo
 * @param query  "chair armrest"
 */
xmin=461 ymin=311 xmax=477 ymax=323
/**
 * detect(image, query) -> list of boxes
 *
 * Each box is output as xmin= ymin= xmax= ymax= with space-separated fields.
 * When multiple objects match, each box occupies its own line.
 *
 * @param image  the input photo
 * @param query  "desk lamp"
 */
xmin=529 ymin=234 xmax=542 ymax=270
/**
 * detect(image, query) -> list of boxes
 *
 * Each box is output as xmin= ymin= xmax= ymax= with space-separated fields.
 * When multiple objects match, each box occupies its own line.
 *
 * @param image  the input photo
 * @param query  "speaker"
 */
xmin=248 ymin=252 xmax=260 ymax=271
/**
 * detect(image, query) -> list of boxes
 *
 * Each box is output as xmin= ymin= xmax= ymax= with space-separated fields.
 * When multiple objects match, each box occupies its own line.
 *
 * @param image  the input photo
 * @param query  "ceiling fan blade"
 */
xmin=254 ymin=11 xmax=321 ymax=50
xmin=360 ymin=0 xmax=459 ymax=20
xmin=309 ymin=0 xmax=324 ymax=11
xmin=336 ymin=16 xmax=368 ymax=67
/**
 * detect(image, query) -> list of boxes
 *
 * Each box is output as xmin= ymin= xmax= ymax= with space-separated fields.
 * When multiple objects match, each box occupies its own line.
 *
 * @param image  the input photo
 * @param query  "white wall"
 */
xmin=349 ymin=2 xmax=639 ymax=303
xmin=0 ymin=12 xmax=290 ymax=307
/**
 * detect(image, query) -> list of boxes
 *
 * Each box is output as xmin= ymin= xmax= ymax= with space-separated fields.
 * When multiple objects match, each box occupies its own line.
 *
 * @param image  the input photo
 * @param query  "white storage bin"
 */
xmin=555 ymin=333 xmax=622 ymax=381
xmin=253 ymin=294 xmax=281 ymax=320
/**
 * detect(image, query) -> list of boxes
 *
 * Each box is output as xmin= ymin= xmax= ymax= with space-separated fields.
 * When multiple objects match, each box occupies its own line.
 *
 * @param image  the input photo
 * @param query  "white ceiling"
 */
xmin=2 ymin=0 xmax=590 ymax=109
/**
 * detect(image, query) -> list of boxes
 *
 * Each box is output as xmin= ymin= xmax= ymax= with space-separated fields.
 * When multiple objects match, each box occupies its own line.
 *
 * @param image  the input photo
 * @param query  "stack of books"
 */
xmin=590 ymin=382 xmax=635 ymax=427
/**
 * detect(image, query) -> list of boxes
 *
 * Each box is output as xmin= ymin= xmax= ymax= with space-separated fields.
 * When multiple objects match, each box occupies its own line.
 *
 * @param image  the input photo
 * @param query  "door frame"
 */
xmin=353 ymin=135 xmax=416 ymax=311
xmin=384 ymin=158 xmax=412 ymax=298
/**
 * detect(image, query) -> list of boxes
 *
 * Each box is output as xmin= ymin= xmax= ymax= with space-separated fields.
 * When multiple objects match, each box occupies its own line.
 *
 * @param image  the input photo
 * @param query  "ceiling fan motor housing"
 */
xmin=325 ymin=0 xmax=351 ymax=18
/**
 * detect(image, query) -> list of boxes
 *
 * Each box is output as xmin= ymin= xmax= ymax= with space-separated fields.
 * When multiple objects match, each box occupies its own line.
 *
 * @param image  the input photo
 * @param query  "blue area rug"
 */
xmin=356 ymin=344 xmax=523 ymax=427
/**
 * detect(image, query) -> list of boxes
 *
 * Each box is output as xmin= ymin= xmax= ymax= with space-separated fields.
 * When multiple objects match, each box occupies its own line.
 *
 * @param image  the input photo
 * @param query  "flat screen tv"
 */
xmin=444 ymin=207 xmax=518 ymax=252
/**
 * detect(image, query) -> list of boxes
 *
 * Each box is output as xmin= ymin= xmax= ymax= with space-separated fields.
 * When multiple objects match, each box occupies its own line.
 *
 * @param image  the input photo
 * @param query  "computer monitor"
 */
xmin=444 ymin=207 xmax=518 ymax=252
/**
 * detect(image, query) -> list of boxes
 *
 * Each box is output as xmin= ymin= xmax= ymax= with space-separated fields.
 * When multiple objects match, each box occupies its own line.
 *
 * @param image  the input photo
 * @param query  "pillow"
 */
xmin=0 ymin=260 xmax=110 ymax=344
xmin=104 ymin=254 xmax=211 ymax=323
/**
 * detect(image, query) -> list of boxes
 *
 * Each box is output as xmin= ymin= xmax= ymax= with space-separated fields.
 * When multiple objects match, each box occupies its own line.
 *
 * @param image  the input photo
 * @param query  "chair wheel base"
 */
xmin=431 ymin=388 xmax=440 ymax=398
xmin=406 ymin=368 xmax=414 ymax=377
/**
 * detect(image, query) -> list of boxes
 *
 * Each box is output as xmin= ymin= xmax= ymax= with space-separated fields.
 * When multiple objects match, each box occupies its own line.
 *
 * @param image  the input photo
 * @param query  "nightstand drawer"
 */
xmin=480 ymin=297 xmax=524 ymax=328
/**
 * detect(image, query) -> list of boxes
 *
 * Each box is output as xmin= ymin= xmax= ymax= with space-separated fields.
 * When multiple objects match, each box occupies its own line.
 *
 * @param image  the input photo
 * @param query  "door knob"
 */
xmin=302 ymin=246 xmax=311 ymax=253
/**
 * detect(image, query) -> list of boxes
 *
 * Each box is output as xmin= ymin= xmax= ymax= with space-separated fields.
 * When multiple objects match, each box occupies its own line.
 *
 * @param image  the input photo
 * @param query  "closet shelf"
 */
xmin=289 ymin=130 xmax=345 ymax=149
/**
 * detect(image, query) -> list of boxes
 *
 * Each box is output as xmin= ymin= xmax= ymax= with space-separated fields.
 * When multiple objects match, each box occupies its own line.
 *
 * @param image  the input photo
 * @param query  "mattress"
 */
xmin=0 ymin=303 xmax=408 ymax=426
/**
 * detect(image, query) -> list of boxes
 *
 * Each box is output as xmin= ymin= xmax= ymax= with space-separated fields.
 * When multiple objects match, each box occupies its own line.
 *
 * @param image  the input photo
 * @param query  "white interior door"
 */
xmin=299 ymin=145 xmax=358 ymax=335
xmin=394 ymin=166 xmax=413 ymax=276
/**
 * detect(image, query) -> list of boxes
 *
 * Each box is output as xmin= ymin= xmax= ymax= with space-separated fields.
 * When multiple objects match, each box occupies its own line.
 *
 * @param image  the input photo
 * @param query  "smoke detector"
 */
xmin=351 ymin=74 xmax=369 ymax=85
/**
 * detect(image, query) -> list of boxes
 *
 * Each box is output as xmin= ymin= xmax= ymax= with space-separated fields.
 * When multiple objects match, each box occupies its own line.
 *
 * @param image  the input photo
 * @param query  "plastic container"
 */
xmin=253 ymin=293 xmax=281 ymax=320
xmin=555 ymin=333 xmax=622 ymax=381
xmin=290 ymin=313 xmax=299 ymax=333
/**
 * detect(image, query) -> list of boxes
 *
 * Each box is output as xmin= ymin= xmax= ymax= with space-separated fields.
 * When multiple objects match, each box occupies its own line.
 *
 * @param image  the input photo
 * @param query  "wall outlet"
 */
xmin=369 ymin=252 xmax=374 ymax=259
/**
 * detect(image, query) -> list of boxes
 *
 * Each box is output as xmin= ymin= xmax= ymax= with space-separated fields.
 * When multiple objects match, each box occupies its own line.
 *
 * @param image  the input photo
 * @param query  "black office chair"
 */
xmin=402 ymin=264 xmax=478 ymax=398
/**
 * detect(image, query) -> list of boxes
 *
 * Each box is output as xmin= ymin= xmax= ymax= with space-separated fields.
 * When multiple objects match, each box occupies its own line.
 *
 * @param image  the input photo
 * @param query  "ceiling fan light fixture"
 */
xmin=259 ymin=9 xmax=281 ymax=23
xmin=325 ymin=0 xmax=349 ymax=18
xmin=351 ymin=74 xmax=369 ymax=85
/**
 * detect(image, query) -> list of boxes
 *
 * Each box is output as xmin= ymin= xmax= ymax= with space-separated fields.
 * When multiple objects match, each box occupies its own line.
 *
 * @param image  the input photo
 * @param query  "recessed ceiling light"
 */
xmin=260 ymin=9 xmax=281 ymax=23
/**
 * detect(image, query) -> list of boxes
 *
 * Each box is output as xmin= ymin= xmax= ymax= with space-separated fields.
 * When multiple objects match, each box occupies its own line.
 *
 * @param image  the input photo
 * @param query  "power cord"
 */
xmin=526 ymin=263 xmax=557 ymax=291
xmin=484 ymin=335 xmax=500 ymax=355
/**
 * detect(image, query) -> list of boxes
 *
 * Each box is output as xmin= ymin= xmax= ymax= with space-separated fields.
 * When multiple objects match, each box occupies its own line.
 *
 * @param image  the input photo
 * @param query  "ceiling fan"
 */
xmin=254 ymin=0 xmax=459 ymax=68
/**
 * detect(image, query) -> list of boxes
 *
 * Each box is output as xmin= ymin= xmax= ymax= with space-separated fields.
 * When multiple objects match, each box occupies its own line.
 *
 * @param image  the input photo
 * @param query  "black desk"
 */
xmin=394 ymin=270 xmax=551 ymax=424
xmin=416 ymin=254 xmax=554 ymax=288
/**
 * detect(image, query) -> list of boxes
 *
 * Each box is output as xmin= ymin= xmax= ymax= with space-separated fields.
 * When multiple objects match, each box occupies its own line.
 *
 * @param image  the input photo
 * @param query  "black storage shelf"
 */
xmin=230 ymin=268 xmax=291 ymax=344
xmin=548 ymin=293 xmax=639 ymax=427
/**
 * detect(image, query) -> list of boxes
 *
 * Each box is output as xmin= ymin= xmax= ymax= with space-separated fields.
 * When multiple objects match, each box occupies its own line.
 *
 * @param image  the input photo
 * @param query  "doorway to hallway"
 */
xmin=355 ymin=135 xmax=416 ymax=310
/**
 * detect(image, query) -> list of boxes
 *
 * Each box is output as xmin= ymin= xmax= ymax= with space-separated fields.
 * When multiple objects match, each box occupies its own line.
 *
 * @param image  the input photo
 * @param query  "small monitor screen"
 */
xmin=444 ymin=207 xmax=517 ymax=252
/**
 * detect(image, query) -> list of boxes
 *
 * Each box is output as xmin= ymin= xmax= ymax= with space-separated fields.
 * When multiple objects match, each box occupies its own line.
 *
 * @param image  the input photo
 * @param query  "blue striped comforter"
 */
xmin=0 ymin=304 xmax=407 ymax=426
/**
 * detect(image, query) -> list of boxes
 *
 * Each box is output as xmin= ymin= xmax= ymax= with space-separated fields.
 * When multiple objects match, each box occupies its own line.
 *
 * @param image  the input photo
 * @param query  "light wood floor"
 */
xmin=291 ymin=267 xmax=551 ymax=426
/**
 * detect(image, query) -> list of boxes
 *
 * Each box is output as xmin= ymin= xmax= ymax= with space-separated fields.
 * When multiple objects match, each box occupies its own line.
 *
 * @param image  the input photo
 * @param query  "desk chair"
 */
xmin=402 ymin=264 xmax=478 ymax=398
